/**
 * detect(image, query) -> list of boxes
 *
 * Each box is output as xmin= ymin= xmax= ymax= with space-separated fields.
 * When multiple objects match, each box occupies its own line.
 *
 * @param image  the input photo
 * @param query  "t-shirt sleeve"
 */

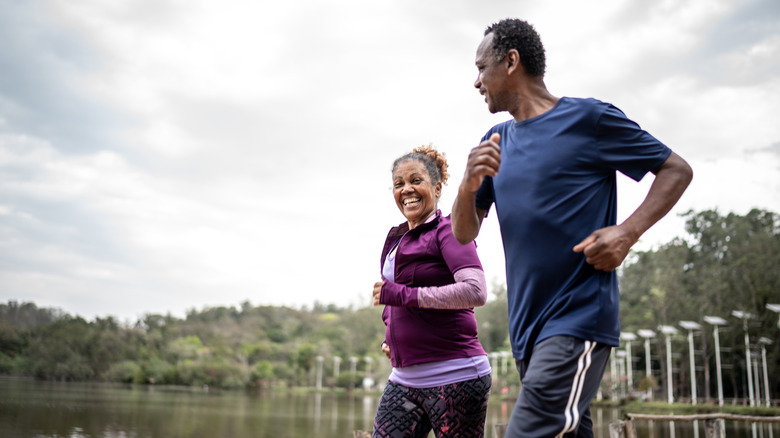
xmin=474 ymin=129 xmax=498 ymax=213
xmin=438 ymin=219 xmax=483 ymax=273
xmin=596 ymin=104 xmax=672 ymax=182
xmin=474 ymin=176 xmax=495 ymax=213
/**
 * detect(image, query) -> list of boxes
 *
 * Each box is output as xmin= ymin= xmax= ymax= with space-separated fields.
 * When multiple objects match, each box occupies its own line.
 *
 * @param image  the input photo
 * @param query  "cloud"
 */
xmin=0 ymin=2 xmax=124 ymax=155
xmin=1 ymin=0 xmax=779 ymax=320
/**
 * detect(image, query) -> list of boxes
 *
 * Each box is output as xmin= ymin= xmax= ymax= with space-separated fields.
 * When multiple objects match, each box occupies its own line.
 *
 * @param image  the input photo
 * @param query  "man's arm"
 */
xmin=573 ymin=151 xmax=693 ymax=271
xmin=452 ymin=188 xmax=489 ymax=244
xmin=452 ymin=133 xmax=501 ymax=244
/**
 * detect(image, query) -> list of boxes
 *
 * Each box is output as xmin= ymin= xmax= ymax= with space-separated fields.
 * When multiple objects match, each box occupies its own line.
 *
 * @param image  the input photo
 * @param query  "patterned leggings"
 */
xmin=372 ymin=374 xmax=491 ymax=438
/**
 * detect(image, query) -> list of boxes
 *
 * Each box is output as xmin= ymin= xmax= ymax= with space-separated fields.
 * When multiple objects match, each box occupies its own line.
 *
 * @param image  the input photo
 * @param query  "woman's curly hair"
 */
xmin=392 ymin=144 xmax=449 ymax=187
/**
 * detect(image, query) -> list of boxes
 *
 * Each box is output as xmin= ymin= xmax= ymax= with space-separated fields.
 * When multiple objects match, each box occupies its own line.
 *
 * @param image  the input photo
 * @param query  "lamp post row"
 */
xmin=614 ymin=304 xmax=780 ymax=406
xmin=316 ymin=304 xmax=780 ymax=400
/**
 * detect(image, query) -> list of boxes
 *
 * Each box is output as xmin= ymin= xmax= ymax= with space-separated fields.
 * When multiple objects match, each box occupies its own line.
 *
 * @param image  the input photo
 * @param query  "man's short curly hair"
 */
xmin=485 ymin=19 xmax=546 ymax=77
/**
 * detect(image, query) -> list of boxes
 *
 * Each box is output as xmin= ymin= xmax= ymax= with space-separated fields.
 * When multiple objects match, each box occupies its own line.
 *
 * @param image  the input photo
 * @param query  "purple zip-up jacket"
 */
xmin=380 ymin=210 xmax=487 ymax=368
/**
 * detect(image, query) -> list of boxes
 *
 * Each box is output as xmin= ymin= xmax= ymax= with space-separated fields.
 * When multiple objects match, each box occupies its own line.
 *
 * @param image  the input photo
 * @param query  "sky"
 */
xmin=1 ymin=0 xmax=779 ymax=323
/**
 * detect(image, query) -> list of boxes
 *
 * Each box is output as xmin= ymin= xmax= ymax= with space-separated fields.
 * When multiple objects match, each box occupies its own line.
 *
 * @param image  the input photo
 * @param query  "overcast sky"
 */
xmin=1 ymin=0 xmax=779 ymax=322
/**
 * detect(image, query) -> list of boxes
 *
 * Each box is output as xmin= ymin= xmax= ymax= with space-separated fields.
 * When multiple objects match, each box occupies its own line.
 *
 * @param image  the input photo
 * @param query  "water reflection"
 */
xmin=1 ymin=378 xmax=779 ymax=438
xmin=629 ymin=418 xmax=778 ymax=438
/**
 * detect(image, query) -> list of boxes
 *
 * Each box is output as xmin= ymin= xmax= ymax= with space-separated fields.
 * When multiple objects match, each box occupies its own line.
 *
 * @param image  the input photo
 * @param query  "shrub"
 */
xmin=141 ymin=358 xmax=175 ymax=385
xmin=106 ymin=361 xmax=140 ymax=383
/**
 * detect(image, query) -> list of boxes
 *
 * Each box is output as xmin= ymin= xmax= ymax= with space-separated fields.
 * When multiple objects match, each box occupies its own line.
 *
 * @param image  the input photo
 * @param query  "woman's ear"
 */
xmin=435 ymin=182 xmax=443 ymax=198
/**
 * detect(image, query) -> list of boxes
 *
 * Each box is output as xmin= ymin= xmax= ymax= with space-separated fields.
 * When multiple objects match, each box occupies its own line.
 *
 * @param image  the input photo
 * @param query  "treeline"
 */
xmin=0 ymin=289 xmax=513 ymax=390
xmin=1 ymin=209 xmax=778 ymax=399
xmin=619 ymin=208 xmax=780 ymax=401
xmin=0 ymin=301 xmax=390 ymax=389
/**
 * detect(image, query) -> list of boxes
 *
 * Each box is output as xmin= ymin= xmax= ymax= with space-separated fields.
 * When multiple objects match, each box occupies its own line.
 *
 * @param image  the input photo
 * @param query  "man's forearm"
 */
xmin=621 ymin=152 xmax=693 ymax=241
xmin=451 ymin=187 xmax=484 ymax=244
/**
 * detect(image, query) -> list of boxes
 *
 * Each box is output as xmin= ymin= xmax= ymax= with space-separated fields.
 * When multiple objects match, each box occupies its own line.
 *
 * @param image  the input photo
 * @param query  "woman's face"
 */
xmin=392 ymin=160 xmax=441 ymax=229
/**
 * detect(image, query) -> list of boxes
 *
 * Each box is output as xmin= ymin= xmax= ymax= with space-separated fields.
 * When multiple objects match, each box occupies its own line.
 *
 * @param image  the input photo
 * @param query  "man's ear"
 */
xmin=505 ymin=49 xmax=523 ymax=76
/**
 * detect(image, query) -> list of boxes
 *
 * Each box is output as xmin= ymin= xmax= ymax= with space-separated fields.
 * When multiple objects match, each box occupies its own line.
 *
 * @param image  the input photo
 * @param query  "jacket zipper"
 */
xmin=388 ymin=306 xmax=398 ymax=365
xmin=387 ymin=231 xmax=408 ymax=367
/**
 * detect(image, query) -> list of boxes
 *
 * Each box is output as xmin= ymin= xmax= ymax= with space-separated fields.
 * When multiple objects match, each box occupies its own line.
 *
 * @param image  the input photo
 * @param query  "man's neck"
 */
xmin=509 ymin=81 xmax=559 ymax=122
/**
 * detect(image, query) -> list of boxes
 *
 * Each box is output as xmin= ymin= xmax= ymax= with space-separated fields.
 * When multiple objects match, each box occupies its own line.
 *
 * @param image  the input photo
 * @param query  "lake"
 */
xmin=1 ymin=378 xmax=776 ymax=437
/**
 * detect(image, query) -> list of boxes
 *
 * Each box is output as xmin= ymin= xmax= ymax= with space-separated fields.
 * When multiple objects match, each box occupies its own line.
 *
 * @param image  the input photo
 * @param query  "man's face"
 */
xmin=474 ymin=33 xmax=507 ymax=114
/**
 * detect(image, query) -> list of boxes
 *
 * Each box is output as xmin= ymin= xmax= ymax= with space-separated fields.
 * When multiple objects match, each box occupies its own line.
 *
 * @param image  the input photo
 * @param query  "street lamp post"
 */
xmin=616 ymin=350 xmax=628 ymax=400
xmin=759 ymin=337 xmax=772 ymax=407
xmin=333 ymin=356 xmax=342 ymax=379
xmin=363 ymin=356 xmax=374 ymax=390
xmin=638 ymin=329 xmax=656 ymax=401
xmin=621 ymin=332 xmax=637 ymax=392
xmin=349 ymin=356 xmax=358 ymax=391
xmin=659 ymin=325 xmax=678 ymax=404
xmin=316 ymin=356 xmax=324 ymax=390
xmin=767 ymin=304 xmax=780 ymax=330
xmin=703 ymin=316 xmax=727 ymax=406
xmin=679 ymin=321 xmax=702 ymax=405
xmin=732 ymin=310 xmax=756 ymax=406
xmin=610 ymin=348 xmax=619 ymax=402
xmin=501 ymin=351 xmax=511 ymax=375
xmin=752 ymin=351 xmax=761 ymax=406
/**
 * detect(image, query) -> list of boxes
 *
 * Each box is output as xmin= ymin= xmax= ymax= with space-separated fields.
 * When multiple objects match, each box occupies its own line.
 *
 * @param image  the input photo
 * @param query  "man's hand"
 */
xmin=573 ymin=225 xmax=636 ymax=271
xmin=372 ymin=281 xmax=384 ymax=306
xmin=461 ymin=133 xmax=501 ymax=193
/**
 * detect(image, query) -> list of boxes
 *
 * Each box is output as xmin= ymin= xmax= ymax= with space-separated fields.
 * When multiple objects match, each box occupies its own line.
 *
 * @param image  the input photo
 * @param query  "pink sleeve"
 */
xmin=416 ymin=267 xmax=488 ymax=309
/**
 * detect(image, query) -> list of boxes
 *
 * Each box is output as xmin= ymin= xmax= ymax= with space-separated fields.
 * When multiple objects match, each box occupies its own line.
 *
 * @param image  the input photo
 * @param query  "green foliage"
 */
xmin=637 ymin=375 xmax=659 ymax=392
xmin=139 ymin=358 xmax=175 ymax=384
xmin=167 ymin=336 xmax=206 ymax=361
xmin=106 ymin=360 xmax=141 ymax=383
xmin=296 ymin=344 xmax=318 ymax=372
xmin=250 ymin=360 xmax=274 ymax=383
xmin=475 ymin=281 xmax=510 ymax=353
xmin=4 ymin=209 xmax=775 ymax=397
xmin=0 ymin=322 xmax=26 ymax=358
xmin=175 ymin=359 xmax=208 ymax=386
xmin=0 ymin=301 xmax=63 ymax=329
xmin=199 ymin=359 xmax=247 ymax=389
xmin=620 ymin=209 xmax=780 ymax=329
xmin=0 ymin=352 xmax=30 ymax=375
xmin=335 ymin=372 xmax=363 ymax=389
xmin=0 ymin=299 xmax=387 ymax=390
xmin=619 ymin=208 xmax=780 ymax=401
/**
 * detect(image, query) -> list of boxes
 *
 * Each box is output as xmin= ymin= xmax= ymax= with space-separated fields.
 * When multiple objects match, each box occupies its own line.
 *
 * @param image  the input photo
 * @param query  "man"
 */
xmin=451 ymin=19 xmax=692 ymax=437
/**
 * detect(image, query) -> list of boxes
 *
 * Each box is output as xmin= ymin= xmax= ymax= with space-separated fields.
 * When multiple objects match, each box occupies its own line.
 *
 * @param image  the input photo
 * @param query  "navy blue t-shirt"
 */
xmin=475 ymin=97 xmax=672 ymax=360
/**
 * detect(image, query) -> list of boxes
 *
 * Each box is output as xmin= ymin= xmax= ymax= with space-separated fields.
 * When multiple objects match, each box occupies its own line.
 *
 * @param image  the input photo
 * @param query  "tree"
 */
xmin=474 ymin=281 xmax=510 ymax=353
xmin=619 ymin=208 xmax=780 ymax=401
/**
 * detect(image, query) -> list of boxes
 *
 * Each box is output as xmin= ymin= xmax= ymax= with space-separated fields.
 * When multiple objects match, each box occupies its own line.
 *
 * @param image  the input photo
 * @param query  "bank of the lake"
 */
xmin=3 ymin=377 xmax=779 ymax=438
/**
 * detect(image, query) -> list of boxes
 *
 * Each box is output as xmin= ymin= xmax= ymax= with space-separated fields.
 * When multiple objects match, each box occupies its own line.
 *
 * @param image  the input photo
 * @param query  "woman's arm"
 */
xmin=374 ymin=267 xmax=487 ymax=309
xmin=417 ymin=267 xmax=487 ymax=309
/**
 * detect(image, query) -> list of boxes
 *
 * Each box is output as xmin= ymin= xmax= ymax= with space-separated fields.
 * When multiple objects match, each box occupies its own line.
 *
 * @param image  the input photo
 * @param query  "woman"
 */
xmin=371 ymin=145 xmax=492 ymax=438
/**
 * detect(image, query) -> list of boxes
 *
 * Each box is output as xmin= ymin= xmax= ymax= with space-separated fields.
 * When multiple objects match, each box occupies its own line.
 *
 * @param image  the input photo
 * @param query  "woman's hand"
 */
xmin=372 ymin=281 xmax=384 ymax=306
xmin=381 ymin=342 xmax=391 ymax=359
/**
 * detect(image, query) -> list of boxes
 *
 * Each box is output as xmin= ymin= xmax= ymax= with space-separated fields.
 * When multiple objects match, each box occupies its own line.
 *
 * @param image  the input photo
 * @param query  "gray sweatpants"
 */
xmin=505 ymin=336 xmax=611 ymax=438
